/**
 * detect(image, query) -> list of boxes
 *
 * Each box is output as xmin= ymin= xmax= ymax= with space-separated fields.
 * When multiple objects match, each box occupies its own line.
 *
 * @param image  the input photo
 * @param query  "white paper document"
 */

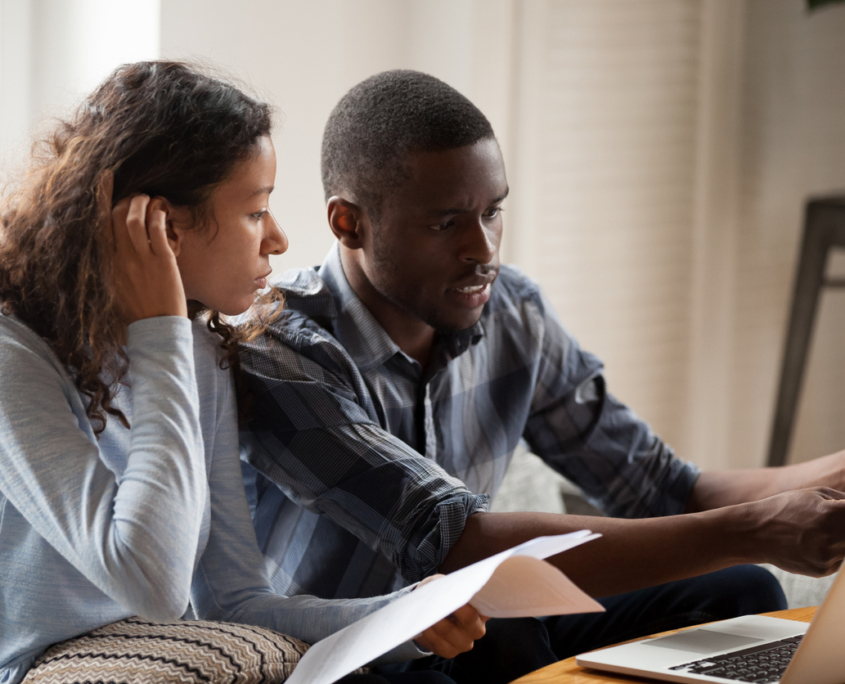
xmin=286 ymin=530 xmax=604 ymax=684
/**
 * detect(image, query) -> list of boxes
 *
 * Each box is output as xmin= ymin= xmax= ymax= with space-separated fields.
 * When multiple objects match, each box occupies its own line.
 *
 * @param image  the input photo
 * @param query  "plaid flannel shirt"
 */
xmin=239 ymin=244 xmax=699 ymax=599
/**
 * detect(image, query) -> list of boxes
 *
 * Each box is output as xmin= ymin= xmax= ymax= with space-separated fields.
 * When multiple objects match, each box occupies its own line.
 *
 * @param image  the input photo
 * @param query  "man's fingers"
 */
xmin=762 ymin=488 xmax=845 ymax=577
xmin=416 ymin=624 xmax=470 ymax=660
xmin=124 ymin=194 xmax=152 ymax=256
xmin=427 ymin=614 xmax=481 ymax=653
xmin=411 ymin=583 xmax=487 ymax=659
xmin=815 ymin=487 xmax=845 ymax=501
xmin=417 ymin=633 xmax=459 ymax=660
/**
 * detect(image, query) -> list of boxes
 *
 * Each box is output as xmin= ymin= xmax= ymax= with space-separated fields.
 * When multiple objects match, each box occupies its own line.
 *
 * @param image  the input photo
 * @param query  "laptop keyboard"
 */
xmin=667 ymin=634 xmax=804 ymax=683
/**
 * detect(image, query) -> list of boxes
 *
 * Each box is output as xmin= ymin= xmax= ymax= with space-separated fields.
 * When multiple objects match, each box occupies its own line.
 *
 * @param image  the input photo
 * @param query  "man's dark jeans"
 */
xmin=340 ymin=673 xmax=457 ymax=684
xmin=376 ymin=564 xmax=787 ymax=684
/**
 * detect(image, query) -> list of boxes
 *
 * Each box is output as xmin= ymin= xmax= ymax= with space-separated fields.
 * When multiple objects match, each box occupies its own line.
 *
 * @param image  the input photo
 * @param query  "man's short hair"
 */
xmin=321 ymin=70 xmax=495 ymax=219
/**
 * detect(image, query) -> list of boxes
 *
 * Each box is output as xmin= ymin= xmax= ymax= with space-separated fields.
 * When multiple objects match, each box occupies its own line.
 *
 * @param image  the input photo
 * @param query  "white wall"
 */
xmin=0 ymin=0 xmax=160 ymax=179
xmin=0 ymin=0 xmax=33 ymax=167
xmin=731 ymin=0 xmax=845 ymax=466
xmin=508 ymin=0 xmax=705 ymax=460
xmin=507 ymin=0 xmax=845 ymax=471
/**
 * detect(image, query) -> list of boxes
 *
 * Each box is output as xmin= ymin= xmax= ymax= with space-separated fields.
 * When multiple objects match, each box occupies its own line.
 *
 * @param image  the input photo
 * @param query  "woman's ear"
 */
xmin=148 ymin=197 xmax=192 ymax=257
xmin=146 ymin=197 xmax=179 ymax=256
xmin=327 ymin=196 xmax=367 ymax=249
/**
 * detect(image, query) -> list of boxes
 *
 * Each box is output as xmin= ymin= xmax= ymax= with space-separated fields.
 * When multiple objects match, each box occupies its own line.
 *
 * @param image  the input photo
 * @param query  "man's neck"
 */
xmin=339 ymin=249 xmax=436 ymax=369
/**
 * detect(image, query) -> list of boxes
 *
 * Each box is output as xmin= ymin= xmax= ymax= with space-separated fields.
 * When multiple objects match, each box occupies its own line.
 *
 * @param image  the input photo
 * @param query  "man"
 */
xmin=238 ymin=70 xmax=845 ymax=682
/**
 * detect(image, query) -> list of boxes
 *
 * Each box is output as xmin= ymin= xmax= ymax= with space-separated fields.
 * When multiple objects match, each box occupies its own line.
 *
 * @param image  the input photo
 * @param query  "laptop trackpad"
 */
xmin=643 ymin=629 xmax=764 ymax=655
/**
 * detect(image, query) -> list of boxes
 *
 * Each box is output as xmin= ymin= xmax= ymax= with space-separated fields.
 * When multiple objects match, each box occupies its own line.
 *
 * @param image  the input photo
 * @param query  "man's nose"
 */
xmin=460 ymin=219 xmax=500 ymax=264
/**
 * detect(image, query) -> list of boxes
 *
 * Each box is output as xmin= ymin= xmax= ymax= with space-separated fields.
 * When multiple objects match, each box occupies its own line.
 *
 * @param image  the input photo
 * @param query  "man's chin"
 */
xmin=428 ymin=308 xmax=485 ymax=335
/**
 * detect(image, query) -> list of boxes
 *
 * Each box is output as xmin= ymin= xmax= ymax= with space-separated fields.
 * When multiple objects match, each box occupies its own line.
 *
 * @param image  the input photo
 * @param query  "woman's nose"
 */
xmin=263 ymin=211 xmax=288 ymax=255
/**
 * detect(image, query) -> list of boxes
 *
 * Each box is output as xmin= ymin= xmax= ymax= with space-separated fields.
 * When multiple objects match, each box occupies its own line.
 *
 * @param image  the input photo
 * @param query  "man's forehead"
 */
xmin=405 ymin=139 xmax=503 ymax=172
xmin=396 ymin=140 xmax=508 ymax=206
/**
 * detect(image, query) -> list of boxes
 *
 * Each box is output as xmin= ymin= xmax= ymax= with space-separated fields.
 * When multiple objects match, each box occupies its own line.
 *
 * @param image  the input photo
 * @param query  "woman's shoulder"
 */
xmin=191 ymin=317 xmax=223 ymax=361
xmin=0 ymin=313 xmax=66 ymax=374
xmin=1 ymin=311 xmax=45 ymax=345
xmin=0 ymin=313 xmax=79 ymax=426
xmin=190 ymin=317 xmax=234 ymax=420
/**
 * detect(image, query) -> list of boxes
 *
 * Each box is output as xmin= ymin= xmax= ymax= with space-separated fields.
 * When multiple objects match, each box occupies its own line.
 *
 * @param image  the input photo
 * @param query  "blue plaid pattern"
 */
xmin=239 ymin=244 xmax=699 ymax=600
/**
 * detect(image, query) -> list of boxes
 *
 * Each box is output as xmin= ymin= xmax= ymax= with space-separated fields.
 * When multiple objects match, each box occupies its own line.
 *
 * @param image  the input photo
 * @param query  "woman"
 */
xmin=0 ymin=61 xmax=484 ymax=684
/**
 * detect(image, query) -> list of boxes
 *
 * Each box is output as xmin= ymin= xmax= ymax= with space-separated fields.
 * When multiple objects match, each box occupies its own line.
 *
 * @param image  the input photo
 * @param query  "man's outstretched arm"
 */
xmin=440 ymin=486 xmax=845 ymax=598
xmin=502 ymin=293 xmax=845 ymax=594
xmin=687 ymin=449 xmax=845 ymax=511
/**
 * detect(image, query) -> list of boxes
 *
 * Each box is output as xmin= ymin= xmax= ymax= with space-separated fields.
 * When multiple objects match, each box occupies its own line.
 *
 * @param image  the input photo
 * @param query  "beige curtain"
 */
xmin=507 ymin=0 xmax=845 ymax=471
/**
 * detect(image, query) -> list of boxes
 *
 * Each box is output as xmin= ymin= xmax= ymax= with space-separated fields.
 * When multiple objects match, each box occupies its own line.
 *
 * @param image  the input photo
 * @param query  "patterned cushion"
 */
xmin=22 ymin=616 xmax=309 ymax=684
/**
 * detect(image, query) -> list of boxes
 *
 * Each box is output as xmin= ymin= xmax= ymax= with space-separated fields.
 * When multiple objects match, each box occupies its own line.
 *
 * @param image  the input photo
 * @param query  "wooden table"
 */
xmin=511 ymin=607 xmax=817 ymax=683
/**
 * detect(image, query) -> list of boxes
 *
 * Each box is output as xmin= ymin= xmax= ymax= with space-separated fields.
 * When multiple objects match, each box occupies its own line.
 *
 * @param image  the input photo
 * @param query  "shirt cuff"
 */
xmin=371 ymin=639 xmax=433 ymax=665
xmin=365 ymin=580 xmax=434 ymax=665
xmin=402 ymin=491 xmax=490 ymax=583
xmin=669 ymin=461 xmax=702 ymax=516
xmin=127 ymin=315 xmax=192 ymax=350
xmin=467 ymin=492 xmax=490 ymax=516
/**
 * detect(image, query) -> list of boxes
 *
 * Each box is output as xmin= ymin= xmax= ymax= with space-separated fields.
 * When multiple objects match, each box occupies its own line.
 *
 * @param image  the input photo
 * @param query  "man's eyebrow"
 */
xmin=428 ymin=188 xmax=510 ymax=216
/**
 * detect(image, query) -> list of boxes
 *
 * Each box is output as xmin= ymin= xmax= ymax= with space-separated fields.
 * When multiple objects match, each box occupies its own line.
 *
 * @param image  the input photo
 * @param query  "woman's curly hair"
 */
xmin=0 ymin=61 xmax=273 ymax=436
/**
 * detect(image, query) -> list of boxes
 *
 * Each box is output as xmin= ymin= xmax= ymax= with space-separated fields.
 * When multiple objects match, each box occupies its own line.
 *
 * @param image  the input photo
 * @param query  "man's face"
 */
xmin=360 ymin=138 xmax=508 ymax=333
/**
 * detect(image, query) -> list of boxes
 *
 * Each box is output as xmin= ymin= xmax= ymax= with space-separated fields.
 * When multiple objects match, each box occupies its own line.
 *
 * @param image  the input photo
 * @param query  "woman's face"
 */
xmin=174 ymin=135 xmax=288 ymax=315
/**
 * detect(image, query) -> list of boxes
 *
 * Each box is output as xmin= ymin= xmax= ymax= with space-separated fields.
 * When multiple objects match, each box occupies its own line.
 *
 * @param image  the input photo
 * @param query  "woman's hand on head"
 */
xmin=108 ymin=186 xmax=188 ymax=323
xmin=412 ymin=575 xmax=489 ymax=658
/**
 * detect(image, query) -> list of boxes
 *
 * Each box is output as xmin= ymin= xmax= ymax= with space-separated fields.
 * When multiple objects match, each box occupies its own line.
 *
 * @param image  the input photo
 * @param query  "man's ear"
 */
xmin=327 ymin=196 xmax=366 ymax=249
xmin=148 ymin=197 xmax=191 ymax=257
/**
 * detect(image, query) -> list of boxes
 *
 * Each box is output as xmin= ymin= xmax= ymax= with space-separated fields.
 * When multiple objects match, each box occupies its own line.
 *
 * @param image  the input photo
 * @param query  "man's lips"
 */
xmin=446 ymin=274 xmax=496 ymax=308
xmin=447 ymin=273 xmax=497 ymax=294
xmin=452 ymin=283 xmax=488 ymax=295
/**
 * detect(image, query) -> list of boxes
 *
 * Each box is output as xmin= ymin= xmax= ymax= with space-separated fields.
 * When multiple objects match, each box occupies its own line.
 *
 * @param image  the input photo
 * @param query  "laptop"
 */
xmin=576 ymin=565 xmax=845 ymax=684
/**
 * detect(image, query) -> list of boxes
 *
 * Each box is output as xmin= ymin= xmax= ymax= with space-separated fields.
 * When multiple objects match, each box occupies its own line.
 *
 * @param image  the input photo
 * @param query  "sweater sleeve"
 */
xmin=0 ymin=315 xmax=206 ymax=620
xmin=189 ymin=339 xmax=426 ymax=664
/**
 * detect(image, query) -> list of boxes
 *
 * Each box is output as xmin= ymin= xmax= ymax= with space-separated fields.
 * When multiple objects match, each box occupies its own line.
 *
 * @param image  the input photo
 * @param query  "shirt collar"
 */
xmin=318 ymin=243 xmax=402 ymax=371
xmin=318 ymin=242 xmax=486 ymax=372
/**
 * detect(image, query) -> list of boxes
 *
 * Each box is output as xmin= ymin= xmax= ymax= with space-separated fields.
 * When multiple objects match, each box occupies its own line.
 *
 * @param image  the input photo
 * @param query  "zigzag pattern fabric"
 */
xmin=22 ymin=616 xmax=310 ymax=684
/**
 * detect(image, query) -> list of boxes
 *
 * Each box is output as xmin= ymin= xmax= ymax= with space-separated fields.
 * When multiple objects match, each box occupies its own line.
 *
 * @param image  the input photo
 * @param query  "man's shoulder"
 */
xmin=485 ymin=264 xmax=546 ymax=319
xmin=257 ymin=267 xmax=337 ymax=338
xmin=271 ymin=266 xmax=338 ymax=320
xmin=242 ymin=268 xmax=353 ymax=377
xmin=491 ymin=264 xmax=541 ymax=298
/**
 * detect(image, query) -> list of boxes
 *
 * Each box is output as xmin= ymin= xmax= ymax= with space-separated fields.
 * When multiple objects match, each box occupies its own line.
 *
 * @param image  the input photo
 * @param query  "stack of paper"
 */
xmin=286 ymin=530 xmax=603 ymax=684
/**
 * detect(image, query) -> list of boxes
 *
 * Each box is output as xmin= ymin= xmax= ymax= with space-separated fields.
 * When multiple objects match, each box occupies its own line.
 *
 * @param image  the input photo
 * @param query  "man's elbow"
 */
xmin=438 ymin=512 xmax=489 ymax=573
